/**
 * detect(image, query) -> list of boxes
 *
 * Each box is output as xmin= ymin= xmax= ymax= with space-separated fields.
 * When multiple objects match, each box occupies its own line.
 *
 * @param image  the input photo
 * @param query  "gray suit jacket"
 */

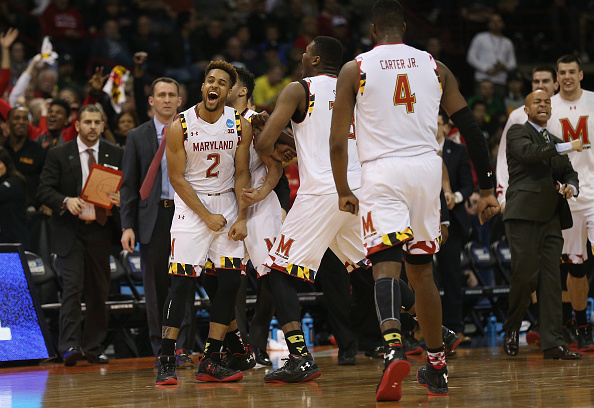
xmin=120 ymin=119 xmax=163 ymax=244
xmin=504 ymin=121 xmax=578 ymax=228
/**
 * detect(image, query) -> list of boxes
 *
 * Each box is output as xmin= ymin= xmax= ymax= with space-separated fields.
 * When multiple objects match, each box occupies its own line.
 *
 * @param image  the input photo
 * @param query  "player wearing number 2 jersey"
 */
xmin=548 ymin=54 xmax=594 ymax=351
xmin=330 ymin=0 xmax=499 ymax=401
xmin=155 ymin=61 xmax=253 ymax=386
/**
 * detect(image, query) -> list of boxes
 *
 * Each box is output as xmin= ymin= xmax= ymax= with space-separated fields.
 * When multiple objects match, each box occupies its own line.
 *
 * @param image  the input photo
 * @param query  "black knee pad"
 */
xmin=404 ymin=252 xmax=433 ymax=265
xmin=567 ymin=262 xmax=587 ymax=279
xmin=400 ymin=279 xmax=415 ymax=312
xmin=209 ymin=269 xmax=242 ymax=325
xmin=202 ymin=273 xmax=218 ymax=299
xmin=374 ymin=277 xmax=402 ymax=326
xmin=163 ymin=275 xmax=196 ymax=328
xmin=368 ymin=244 xmax=403 ymax=265
xmin=269 ymin=269 xmax=302 ymax=326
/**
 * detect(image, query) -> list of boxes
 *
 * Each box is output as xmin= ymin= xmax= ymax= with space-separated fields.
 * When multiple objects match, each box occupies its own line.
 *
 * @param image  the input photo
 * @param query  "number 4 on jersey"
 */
xmin=393 ymin=74 xmax=416 ymax=113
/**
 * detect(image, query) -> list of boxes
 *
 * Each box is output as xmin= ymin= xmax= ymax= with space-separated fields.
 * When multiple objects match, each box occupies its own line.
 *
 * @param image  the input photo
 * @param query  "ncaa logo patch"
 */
xmin=226 ymin=119 xmax=234 ymax=128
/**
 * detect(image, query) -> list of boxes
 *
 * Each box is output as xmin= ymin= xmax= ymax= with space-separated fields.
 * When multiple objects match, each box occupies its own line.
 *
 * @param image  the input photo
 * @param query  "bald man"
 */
xmin=502 ymin=90 xmax=581 ymax=359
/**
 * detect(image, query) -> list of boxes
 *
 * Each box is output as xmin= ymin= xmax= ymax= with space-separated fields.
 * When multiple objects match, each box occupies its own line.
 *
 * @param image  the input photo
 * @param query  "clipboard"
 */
xmin=80 ymin=164 xmax=123 ymax=209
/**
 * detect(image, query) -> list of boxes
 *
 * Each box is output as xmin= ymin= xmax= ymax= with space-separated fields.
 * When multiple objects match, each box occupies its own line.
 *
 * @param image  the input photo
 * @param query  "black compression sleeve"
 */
xmin=450 ymin=106 xmax=494 ymax=190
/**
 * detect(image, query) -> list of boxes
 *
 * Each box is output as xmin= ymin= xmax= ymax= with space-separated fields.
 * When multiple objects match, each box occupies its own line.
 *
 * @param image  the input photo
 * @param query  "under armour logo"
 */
xmin=443 ymin=373 xmax=448 ymax=384
xmin=301 ymin=362 xmax=310 ymax=371
xmin=487 ymin=171 xmax=492 ymax=177
xmin=391 ymin=382 xmax=399 ymax=388
xmin=570 ymin=106 xmax=576 ymax=110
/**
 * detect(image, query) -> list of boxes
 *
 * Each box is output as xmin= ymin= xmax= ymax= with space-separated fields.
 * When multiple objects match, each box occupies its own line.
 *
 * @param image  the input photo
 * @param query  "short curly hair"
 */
xmin=205 ymin=60 xmax=238 ymax=89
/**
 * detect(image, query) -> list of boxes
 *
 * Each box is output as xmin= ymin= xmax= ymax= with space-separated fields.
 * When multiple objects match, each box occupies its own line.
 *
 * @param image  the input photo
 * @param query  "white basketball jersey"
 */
xmin=242 ymin=108 xmax=268 ymax=189
xmin=291 ymin=75 xmax=361 ymax=195
xmin=354 ymin=43 xmax=441 ymax=162
xmin=496 ymin=105 xmax=526 ymax=204
xmin=549 ymin=90 xmax=594 ymax=210
xmin=176 ymin=105 xmax=241 ymax=195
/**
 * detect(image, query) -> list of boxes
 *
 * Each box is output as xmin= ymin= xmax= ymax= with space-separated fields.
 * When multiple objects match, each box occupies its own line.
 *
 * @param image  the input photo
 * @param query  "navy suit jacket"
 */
xmin=442 ymin=139 xmax=474 ymax=233
xmin=120 ymin=119 xmax=163 ymax=244
xmin=37 ymin=139 xmax=123 ymax=256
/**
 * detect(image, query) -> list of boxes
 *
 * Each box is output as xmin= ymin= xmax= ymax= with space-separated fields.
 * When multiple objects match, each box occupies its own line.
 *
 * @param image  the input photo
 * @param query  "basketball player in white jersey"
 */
xmin=155 ymin=61 xmax=253 ymax=385
xmin=330 ymin=0 xmax=499 ymax=401
xmin=225 ymin=66 xmax=285 ymax=367
xmin=548 ymin=54 xmax=594 ymax=352
xmin=255 ymin=35 xmax=367 ymax=383
xmin=496 ymin=66 xmax=559 ymax=210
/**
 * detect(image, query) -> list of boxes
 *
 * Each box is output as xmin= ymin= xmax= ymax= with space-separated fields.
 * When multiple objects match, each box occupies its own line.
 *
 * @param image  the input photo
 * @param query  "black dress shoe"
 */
xmin=543 ymin=345 xmax=581 ymax=360
xmin=87 ymin=353 xmax=109 ymax=364
xmin=63 ymin=347 xmax=83 ymax=367
xmin=253 ymin=347 xmax=272 ymax=366
xmin=337 ymin=346 xmax=357 ymax=365
xmin=503 ymin=330 xmax=519 ymax=356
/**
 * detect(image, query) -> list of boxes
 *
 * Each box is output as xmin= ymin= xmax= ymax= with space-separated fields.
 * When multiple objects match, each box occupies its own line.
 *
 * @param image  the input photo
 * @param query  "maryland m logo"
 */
xmin=275 ymin=235 xmax=295 ymax=258
xmin=560 ymin=116 xmax=590 ymax=146
xmin=362 ymin=211 xmax=376 ymax=237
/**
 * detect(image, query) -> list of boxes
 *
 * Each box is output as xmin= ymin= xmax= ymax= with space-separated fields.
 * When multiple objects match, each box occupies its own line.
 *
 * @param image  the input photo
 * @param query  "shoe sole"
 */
xmin=63 ymin=351 xmax=83 ymax=367
xmin=405 ymin=346 xmax=423 ymax=355
xmin=577 ymin=344 xmax=594 ymax=352
xmin=195 ymin=372 xmax=243 ymax=382
xmin=265 ymin=370 xmax=322 ymax=383
xmin=526 ymin=332 xmax=540 ymax=347
xmin=376 ymin=360 xmax=411 ymax=401
xmin=155 ymin=377 xmax=178 ymax=385
xmin=416 ymin=369 xmax=449 ymax=396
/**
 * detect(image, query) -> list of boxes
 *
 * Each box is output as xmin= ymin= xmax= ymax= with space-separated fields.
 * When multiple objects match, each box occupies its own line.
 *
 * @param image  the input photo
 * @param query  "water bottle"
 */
xmin=269 ymin=317 xmax=278 ymax=341
xmin=302 ymin=313 xmax=314 ymax=348
xmin=586 ymin=297 xmax=594 ymax=323
xmin=487 ymin=315 xmax=497 ymax=348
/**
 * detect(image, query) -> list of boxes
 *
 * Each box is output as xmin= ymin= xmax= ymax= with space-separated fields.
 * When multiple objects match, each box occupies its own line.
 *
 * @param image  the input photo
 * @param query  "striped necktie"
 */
xmin=540 ymin=128 xmax=550 ymax=142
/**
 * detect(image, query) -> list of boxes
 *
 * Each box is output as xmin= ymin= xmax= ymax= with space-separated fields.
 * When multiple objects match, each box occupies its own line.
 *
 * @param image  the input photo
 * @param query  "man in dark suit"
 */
xmin=120 ymin=64 xmax=195 ymax=368
xmin=435 ymin=111 xmax=474 ymax=341
xmin=37 ymin=104 xmax=123 ymax=366
xmin=503 ymin=90 xmax=582 ymax=359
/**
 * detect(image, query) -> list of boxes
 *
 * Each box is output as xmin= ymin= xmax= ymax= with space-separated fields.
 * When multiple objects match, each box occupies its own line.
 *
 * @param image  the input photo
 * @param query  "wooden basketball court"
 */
xmin=1 ymin=345 xmax=593 ymax=407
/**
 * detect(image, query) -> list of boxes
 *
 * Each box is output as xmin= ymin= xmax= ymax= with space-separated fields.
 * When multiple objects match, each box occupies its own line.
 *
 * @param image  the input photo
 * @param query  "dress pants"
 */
xmin=503 ymin=216 xmax=564 ymax=350
xmin=57 ymin=220 xmax=112 ymax=356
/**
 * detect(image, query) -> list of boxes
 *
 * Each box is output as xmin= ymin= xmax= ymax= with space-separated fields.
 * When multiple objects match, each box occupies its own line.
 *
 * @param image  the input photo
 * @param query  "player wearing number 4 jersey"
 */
xmin=548 ymin=55 xmax=594 ymax=351
xmin=155 ymin=61 xmax=253 ymax=386
xmin=256 ymin=35 xmax=367 ymax=384
xmin=330 ymin=0 xmax=499 ymax=401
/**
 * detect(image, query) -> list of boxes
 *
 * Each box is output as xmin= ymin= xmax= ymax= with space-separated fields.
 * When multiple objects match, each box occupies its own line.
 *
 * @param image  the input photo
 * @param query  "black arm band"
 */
xmin=450 ymin=106 xmax=494 ymax=190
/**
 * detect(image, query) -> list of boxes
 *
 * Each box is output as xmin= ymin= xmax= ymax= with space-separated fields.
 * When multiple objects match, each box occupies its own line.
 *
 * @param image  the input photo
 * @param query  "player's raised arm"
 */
xmin=437 ymin=60 xmax=500 ymax=224
xmin=229 ymin=116 xmax=252 ymax=240
xmin=255 ymin=82 xmax=305 ymax=157
xmin=330 ymin=60 xmax=359 ymax=215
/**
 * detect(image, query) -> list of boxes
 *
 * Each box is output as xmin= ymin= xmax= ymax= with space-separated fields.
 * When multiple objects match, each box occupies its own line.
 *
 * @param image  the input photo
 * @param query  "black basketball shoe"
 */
xmin=263 ymin=354 xmax=321 ymax=383
xmin=417 ymin=364 xmax=449 ymax=396
xmin=376 ymin=347 xmax=411 ymax=401
xmin=223 ymin=346 xmax=257 ymax=371
xmin=195 ymin=352 xmax=243 ymax=382
xmin=155 ymin=356 xmax=178 ymax=385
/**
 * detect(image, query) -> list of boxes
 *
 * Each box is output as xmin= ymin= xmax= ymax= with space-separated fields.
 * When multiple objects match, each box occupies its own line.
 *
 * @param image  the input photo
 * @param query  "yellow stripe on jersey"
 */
xmin=287 ymin=263 xmax=311 ymax=282
xmin=308 ymin=94 xmax=315 ymax=116
xmin=234 ymin=110 xmax=242 ymax=140
xmin=168 ymin=262 xmax=194 ymax=276
xmin=220 ymin=257 xmax=242 ymax=269
xmin=434 ymin=68 xmax=442 ymax=92
xmin=359 ymin=73 xmax=367 ymax=95
xmin=179 ymin=112 xmax=188 ymax=140
xmin=381 ymin=228 xmax=414 ymax=247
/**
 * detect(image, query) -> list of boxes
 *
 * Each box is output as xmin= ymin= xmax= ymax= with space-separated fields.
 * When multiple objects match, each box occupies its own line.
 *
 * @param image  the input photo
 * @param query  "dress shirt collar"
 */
xmin=77 ymin=136 xmax=99 ymax=155
xmin=527 ymin=120 xmax=545 ymax=134
xmin=153 ymin=116 xmax=167 ymax=139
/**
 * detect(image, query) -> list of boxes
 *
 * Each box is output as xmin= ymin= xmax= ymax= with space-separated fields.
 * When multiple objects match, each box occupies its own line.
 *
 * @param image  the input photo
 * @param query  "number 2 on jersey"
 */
xmin=206 ymin=153 xmax=220 ymax=178
xmin=393 ymin=74 xmax=416 ymax=113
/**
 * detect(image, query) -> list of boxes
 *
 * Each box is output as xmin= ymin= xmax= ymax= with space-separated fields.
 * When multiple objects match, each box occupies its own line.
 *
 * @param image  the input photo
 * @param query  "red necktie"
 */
xmin=86 ymin=149 xmax=108 ymax=226
xmin=139 ymin=126 xmax=168 ymax=200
